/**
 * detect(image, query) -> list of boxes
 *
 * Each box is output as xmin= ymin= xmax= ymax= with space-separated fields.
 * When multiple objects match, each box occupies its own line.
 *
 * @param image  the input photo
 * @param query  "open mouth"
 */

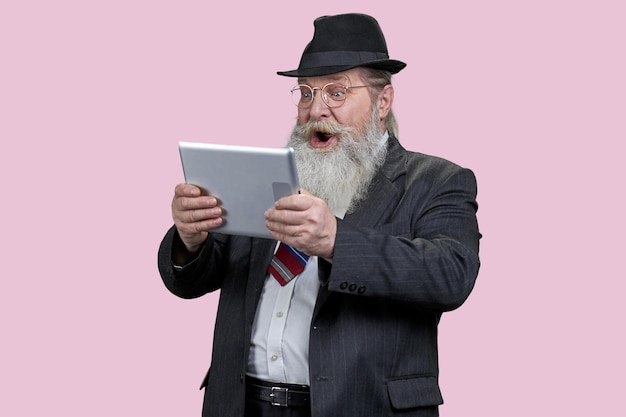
xmin=311 ymin=131 xmax=337 ymax=148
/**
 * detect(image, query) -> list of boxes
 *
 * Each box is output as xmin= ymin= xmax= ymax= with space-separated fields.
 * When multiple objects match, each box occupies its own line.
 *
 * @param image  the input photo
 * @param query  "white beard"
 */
xmin=287 ymin=108 xmax=388 ymax=216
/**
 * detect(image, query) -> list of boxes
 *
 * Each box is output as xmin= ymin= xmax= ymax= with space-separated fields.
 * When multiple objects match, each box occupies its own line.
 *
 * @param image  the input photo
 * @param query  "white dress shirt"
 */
xmin=247 ymin=250 xmax=319 ymax=385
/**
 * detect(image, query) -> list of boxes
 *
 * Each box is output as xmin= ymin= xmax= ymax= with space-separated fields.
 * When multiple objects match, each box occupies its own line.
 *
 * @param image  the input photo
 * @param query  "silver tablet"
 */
xmin=178 ymin=141 xmax=300 ymax=239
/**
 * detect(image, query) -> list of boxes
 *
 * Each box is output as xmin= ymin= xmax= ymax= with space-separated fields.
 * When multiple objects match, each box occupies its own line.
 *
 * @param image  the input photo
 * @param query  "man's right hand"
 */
xmin=172 ymin=183 xmax=223 ymax=258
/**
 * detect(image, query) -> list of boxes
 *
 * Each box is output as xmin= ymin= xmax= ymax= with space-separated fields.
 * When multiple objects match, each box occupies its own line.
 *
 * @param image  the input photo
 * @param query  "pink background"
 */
xmin=1 ymin=1 xmax=624 ymax=416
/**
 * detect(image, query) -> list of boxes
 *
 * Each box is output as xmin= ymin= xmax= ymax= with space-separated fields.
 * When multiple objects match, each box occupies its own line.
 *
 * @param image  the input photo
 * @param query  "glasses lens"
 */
xmin=291 ymin=85 xmax=314 ymax=108
xmin=322 ymin=83 xmax=347 ymax=108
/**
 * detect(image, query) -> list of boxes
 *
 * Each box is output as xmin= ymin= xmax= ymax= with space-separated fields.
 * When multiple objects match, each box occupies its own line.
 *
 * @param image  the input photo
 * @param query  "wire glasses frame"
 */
xmin=290 ymin=83 xmax=371 ymax=109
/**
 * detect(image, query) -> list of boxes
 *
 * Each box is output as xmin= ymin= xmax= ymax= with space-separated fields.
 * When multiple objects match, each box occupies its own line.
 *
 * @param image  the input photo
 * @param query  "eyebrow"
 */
xmin=298 ymin=74 xmax=349 ymax=85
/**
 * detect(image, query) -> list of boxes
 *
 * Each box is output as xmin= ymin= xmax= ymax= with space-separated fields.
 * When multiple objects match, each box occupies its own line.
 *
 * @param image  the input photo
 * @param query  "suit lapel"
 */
xmin=244 ymin=238 xmax=276 ymax=324
xmin=343 ymin=136 xmax=406 ymax=228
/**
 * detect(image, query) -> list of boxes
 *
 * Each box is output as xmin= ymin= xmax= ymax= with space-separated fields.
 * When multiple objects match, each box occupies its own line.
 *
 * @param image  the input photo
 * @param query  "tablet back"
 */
xmin=178 ymin=141 xmax=300 ymax=239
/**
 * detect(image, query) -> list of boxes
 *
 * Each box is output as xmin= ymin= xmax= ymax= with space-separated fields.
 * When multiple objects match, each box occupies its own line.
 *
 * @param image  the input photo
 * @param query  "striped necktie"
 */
xmin=268 ymin=243 xmax=310 ymax=286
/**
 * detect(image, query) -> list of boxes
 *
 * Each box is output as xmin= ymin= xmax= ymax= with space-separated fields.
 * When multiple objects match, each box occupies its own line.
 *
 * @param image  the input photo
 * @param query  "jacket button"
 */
xmin=357 ymin=286 xmax=366 ymax=294
xmin=340 ymin=282 xmax=348 ymax=290
xmin=348 ymin=283 xmax=357 ymax=292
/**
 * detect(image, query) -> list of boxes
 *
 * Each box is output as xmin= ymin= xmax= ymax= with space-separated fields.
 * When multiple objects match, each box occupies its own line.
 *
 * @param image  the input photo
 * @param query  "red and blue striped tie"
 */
xmin=268 ymin=243 xmax=310 ymax=286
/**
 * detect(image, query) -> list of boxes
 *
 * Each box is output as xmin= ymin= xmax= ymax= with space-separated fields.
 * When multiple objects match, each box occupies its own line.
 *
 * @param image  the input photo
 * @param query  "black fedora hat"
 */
xmin=277 ymin=13 xmax=406 ymax=77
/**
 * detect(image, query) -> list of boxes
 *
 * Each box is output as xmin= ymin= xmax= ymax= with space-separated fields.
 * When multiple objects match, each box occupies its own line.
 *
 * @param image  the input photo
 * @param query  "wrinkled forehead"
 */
xmin=297 ymin=68 xmax=363 ymax=86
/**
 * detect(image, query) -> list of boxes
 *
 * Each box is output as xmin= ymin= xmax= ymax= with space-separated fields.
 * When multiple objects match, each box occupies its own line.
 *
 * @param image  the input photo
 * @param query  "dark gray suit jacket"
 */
xmin=158 ymin=136 xmax=481 ymax=417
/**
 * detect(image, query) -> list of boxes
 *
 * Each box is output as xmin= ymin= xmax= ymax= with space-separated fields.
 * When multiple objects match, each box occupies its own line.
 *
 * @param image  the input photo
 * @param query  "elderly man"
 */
xmin=158 ymin=13 xmax=481 ymax=417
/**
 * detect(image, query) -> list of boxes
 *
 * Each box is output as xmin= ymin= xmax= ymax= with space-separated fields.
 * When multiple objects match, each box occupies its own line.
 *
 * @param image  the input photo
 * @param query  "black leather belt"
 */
xmin=246 ymin=377 xmax=310 ymax=407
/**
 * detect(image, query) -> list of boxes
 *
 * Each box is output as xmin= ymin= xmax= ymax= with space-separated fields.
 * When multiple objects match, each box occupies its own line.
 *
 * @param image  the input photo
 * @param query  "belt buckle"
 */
xmin=270 ymin=386 xmax=289 ymax=407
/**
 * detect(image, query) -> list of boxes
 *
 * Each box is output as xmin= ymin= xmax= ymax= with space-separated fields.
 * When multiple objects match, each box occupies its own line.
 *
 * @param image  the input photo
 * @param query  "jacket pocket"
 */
xmin=387 ymin=375 xmax=443 ymax=409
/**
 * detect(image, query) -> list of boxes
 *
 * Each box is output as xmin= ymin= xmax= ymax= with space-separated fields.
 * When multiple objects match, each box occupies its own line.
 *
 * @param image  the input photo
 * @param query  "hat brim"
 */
xmin=277 ymin=59 xmax=406 ymax=77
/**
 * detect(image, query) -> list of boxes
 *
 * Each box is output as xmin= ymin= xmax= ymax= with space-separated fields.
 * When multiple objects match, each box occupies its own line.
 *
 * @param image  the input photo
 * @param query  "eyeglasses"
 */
xmin=290 ymin=83 xmax=371 ymax=109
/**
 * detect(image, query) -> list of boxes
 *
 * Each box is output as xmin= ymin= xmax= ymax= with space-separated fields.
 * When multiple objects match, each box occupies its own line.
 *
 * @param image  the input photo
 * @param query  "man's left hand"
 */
xmin=265 ymin=189 xmax=336 ymax=262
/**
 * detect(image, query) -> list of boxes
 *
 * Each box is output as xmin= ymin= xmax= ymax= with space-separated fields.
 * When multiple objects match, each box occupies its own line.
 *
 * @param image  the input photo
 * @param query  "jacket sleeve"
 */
xmin=157 ymin=226 xmax=227 ymax=299
xmin=323 ymin=167 xmax=481 ymax=312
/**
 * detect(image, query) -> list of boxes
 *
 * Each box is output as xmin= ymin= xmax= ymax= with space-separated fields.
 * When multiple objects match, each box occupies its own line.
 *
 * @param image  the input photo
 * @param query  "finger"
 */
xmin=175 ymin=183 xmax=202 ymax=197
xmin=175 ymin=194 xmax=219 ymax=211
xmin=176 ymin=218 xmax=223 ymax=240
xmin=274 ymin=193 xmax=313 ymax=211
xmin=181 ymin=206 xmax=222 ymax=224
xmin=266 ymin=226 xmax=299 ymax=246
xmin=265 ymin=207 xmax=304 ymax=226
xmin=265 ymin=219 xmax=289 ymax=235
xmin=177 ymin=209 xmax=223 ymax=234
xmin=182 ymin=217 xmax=223 ymax=234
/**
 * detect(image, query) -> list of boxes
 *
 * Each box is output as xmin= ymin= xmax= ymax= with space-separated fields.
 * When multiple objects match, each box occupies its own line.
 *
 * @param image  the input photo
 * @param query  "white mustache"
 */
xmin=292 ymin=119 xmax=354 ymax=140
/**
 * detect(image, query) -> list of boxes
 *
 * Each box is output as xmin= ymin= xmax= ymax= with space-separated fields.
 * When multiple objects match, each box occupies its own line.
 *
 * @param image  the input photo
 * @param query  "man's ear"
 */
xmin=376 ymin=84 xmax=394 ymax=120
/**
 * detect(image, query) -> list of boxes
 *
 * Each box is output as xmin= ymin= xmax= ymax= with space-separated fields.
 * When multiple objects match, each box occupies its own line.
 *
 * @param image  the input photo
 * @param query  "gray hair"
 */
xmin=358 ymin=67 xmax=399 ymax=138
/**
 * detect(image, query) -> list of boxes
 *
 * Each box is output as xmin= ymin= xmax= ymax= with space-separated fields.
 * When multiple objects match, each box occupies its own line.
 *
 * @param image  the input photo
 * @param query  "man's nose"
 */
xmin=308 ymin=90 xmax=331 ymax=120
